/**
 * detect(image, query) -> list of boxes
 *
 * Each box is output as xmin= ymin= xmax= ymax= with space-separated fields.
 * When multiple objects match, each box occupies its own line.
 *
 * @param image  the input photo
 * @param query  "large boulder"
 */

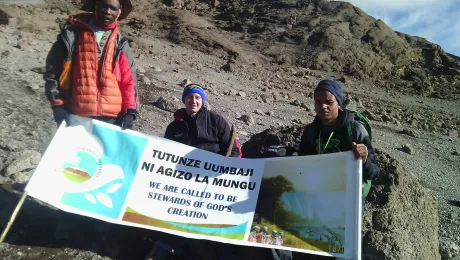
xmin=242 ymin=126 xmax=441 ymax=260
xmin=363 ymin=151 xmax=440 ymax=260
xmin=241 ymin=125 xmax=304 ymax=158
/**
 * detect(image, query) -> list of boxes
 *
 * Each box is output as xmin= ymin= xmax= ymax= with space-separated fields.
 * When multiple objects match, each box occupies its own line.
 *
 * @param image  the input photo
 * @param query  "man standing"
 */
xmin=44 ymin=0 xmax=138 ymax=129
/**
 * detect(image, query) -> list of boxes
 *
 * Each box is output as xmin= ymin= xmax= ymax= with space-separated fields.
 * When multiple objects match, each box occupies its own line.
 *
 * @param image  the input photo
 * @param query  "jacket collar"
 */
xmin=174 ymin=108 xmax=188 ymax=121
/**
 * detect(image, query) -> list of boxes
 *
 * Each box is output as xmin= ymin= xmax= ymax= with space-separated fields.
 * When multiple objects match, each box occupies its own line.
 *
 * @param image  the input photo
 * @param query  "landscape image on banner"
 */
xmin=248 ymin=155 xmax=347 ymax=254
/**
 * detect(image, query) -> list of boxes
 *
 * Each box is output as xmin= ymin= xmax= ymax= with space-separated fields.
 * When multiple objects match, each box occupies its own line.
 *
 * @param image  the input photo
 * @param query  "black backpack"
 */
xmin=263 ymin=145 xmax=298 ymax=158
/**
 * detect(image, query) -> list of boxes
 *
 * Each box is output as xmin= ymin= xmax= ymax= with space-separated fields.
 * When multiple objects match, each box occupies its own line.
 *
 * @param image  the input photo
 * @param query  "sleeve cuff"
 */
xmin=51 ymin=99 xmax=65 ymax=107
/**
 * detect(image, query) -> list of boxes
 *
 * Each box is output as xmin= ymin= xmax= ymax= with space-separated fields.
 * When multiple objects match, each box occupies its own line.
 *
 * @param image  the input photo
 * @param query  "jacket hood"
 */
xmin=173 ymin=108 xmax=187 ymax=121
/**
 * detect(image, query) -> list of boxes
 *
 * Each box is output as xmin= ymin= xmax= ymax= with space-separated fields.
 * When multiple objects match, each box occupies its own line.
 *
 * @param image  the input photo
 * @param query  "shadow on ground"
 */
xmin=0 ymin=183 xmax=156 ymax=260
xmin=448 ymin=200 xmax=460 ymax=208
xmin=0 ymin=183 xmax=333 ymax=260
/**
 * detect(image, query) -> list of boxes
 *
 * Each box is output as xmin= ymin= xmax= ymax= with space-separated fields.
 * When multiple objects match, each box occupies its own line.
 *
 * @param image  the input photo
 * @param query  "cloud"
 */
xmin=345 ymin=0 xmax=460 ymax=56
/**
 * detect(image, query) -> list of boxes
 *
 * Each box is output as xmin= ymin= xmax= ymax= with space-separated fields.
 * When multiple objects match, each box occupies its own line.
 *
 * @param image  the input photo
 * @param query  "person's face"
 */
xmin=95 ymin=0 xmax=121 ymax=26
xmin=184 ymin=93 xmax=203 ymax=116
xmin=314 ymin=90 xmax=340 ymax=125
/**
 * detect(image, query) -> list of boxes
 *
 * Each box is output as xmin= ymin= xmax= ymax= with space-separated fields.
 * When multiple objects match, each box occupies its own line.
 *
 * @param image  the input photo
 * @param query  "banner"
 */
xmin=25 ymin=115 xmax=362 ymax=259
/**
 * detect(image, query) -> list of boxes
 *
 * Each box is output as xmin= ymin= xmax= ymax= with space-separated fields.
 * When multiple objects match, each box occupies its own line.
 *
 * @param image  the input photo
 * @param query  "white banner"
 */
xmin=25 ymin=115 xmax=362 ymax=259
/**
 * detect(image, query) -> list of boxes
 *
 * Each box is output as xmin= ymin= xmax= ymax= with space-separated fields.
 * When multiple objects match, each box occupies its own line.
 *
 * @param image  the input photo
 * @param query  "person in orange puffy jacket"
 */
xmin=44 ymin=0 xmax=139 ymax=130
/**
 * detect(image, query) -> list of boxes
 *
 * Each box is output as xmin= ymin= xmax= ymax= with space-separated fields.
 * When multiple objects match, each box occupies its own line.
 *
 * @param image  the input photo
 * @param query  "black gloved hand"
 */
xmin=121 ymin=109 xmax=137 ymax=130
xmin=122 ymin=114 xmax=134 ymax=130
xmin=52 ymin=105 xmax=71 ymax=127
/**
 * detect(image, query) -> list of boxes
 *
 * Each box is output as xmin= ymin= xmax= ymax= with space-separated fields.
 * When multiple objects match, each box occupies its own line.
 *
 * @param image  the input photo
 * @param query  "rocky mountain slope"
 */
xmin=214 ymin=0 xmax=460 ymax=99
xmin=0 ymin=0 xmax=459 ymax=259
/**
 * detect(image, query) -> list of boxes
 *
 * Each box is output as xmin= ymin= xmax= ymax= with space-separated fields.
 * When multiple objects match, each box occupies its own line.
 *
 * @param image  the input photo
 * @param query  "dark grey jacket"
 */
xmin=164 ymin=107 xmax=242 ymax=157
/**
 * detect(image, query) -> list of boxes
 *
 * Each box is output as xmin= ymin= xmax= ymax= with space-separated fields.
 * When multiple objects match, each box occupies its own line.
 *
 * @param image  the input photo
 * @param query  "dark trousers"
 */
xmin=53 ymin=107 xmax=121 ymax=127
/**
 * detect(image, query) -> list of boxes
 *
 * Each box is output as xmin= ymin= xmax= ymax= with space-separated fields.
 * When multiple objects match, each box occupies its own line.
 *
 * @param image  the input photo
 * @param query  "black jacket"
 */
xmin=298 ymin=109 xmax=380 ymax=181
xmin=164 ymin=107 xmax=241 ymax=157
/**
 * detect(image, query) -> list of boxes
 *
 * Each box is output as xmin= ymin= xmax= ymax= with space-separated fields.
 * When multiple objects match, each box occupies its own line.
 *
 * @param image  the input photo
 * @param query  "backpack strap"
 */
xmin=58 ymin=21 xmax=80 ymax=60
xmin=346 ymin=122 xmax=354 ymax=146
xmin=118 ymin=35 xmax=131 ymax=50
xmin=113 ymin=35 xmax=131 ymax=65
xmin=363 ymin=180 xmax=372 ymax=197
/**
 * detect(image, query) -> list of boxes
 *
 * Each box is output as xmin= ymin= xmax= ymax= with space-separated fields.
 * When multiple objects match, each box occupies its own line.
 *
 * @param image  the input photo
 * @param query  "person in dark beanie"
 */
xmin=298 ymin=79 xmax=380 ymax=208
xmin=164 ymin=82 xmax=242 ymax=157
xmin=294 ymin=79 xmax=380 ymax=260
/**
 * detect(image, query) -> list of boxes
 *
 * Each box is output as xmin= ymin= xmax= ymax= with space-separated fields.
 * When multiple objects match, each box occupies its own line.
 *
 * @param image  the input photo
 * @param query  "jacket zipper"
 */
xmin=97 ymin=32 xmax=119 ymax=117
xmin=95 ymin=35 xmax=102 ymax=117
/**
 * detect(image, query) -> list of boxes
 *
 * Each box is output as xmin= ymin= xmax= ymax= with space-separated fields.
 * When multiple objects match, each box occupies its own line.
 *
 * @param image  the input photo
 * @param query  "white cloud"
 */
xmin=345 ymin=0 xmax=460 ymax=56
xmin=395 ymin=11 xmax=423 ymax=31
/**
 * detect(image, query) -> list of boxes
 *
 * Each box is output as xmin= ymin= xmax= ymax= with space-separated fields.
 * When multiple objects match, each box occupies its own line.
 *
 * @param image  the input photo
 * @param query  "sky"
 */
xmin=346 ymin=0 xmax=460 ymax=56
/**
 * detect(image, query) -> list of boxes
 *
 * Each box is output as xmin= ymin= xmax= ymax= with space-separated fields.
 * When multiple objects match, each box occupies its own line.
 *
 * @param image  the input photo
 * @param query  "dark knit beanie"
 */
xmin=182 ymin=83 xmax=206 ymax=104
xmin=314 ymin=80 xmax=344 ymax=105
